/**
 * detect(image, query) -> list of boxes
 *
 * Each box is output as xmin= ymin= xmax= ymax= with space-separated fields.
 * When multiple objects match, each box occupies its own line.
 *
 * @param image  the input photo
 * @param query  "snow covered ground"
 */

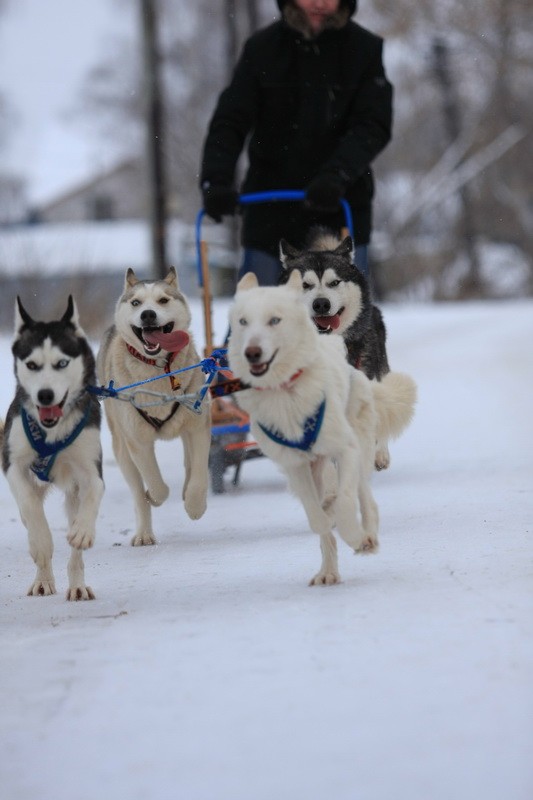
xmin=1 ymin=297 xmax=532 ymax=800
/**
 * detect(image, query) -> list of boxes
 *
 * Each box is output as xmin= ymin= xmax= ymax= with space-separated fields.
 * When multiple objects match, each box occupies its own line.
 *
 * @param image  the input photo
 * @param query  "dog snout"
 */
xmin=37 ymin=388 xmax=55 ymax=406
xmin=140 ymin=308 xmax=157 ymax=326
xmin=245 ymin=345 xmax=263 ymax=364
xmin=312 ymin=297 xmax=331 ymax=315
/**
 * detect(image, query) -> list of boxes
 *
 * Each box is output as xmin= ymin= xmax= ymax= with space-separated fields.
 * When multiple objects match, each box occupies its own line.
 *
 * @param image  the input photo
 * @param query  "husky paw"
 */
xmin=28 ymin=580 xmax=56 ymax=597
xmin=131 ymin=531 xmax=157 ymax=547
xmin=145 ymin=484 xmax=169 ymax=507
xmin=375 ymin=446 xmax=390 ymax=471
xmin=354 ymin=535 xmax=379 ymax=554
xmin=67 ymin=525 xmax=95 ymax=550
xmin=66 ymin=585 xmax=95 ymax=601
xmin=183 ymin=483 xmax=207 ymax=519
xmin=309 ymin=570 xmax=341 ymax=586
xmin=184 ymin=490 xmax=207 ymax=520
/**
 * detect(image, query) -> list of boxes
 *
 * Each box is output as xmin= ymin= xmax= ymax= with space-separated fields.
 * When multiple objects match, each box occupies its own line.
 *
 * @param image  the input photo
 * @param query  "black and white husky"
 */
xmin=279 ymin=230 xmax=408 ymax=469
xmin=0 ymin=297 xmax=104 ymax=600
xmin=279 ymin=230 xmax=389 ymax=380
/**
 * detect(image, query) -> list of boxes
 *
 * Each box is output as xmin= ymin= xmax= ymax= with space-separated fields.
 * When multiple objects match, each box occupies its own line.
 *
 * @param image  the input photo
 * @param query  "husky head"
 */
xmin=279 ymin=234 xmax=370 ymax=337
xmin=228 ymin=271 xmax=318 ymax=388
xmin=13 ymin=296 xmax=94 ymax=429
xmin=115 ymin=267 xmax=191 ymax=358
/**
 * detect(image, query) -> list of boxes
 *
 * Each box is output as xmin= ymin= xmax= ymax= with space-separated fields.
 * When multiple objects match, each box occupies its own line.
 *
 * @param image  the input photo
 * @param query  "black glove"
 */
xmin=304 ymin=173 xmax=346 ymax=214
xmin=202 ymin=183 xmax=238 ymax=223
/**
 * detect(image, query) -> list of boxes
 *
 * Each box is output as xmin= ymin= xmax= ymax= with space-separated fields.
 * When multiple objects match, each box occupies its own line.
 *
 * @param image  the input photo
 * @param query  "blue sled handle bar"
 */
xmin=195 ymin=189 xmax=355 ymax=288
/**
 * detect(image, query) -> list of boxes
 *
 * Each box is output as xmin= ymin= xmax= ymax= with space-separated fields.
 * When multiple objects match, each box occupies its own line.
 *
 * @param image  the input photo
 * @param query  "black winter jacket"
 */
xmin=200 ymin=13 xmax=393 ymax=254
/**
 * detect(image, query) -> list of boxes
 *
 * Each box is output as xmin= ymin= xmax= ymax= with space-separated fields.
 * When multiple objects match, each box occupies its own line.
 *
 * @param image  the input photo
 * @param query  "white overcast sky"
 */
xmin=0 ymin=0 xmax=135 ymax=205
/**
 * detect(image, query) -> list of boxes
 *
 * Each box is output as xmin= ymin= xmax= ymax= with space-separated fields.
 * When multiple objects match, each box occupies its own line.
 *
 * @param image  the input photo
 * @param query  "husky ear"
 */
xmin=279 ymin=239 xmax=300 ymax=266
xmin=164 ymin=266 xmax=179 ymax=287
xmin=287 ymin=270 xmax=303 ymax=291
xmin=61 ymin=295 xmax=80 ymax=328
xmin=236 ymin=272 xmax=259 ymax=292
xmin=125 ymin=267 xmax=139 ymax=288
xmin=335 ymin=236 xmax=354 ymax=261
xmin=14 ymin=296 xmax=34 ymax=332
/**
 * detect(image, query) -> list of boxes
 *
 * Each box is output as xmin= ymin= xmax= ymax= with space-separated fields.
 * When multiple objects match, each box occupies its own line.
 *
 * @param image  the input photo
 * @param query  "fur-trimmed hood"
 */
xmin=277 ymin=1 xmax=356 ymax=39
xmin=276 ymin=0 xmax=357 ymax=15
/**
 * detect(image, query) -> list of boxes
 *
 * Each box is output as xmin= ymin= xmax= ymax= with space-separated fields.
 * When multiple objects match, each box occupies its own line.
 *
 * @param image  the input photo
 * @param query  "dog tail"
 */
xmin=307 ymin=228 xmax=341 ymax=252
xmin=372 ymin=371 xmax=417 ymax=443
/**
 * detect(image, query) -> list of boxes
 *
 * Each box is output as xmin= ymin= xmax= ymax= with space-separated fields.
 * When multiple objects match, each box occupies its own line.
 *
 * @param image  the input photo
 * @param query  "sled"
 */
xmin=195 ymin=190 xmax=355 ymax=494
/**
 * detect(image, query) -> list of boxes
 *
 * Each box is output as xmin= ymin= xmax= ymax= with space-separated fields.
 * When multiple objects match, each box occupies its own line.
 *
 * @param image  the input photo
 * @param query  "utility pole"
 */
xmin=140 ymin=0 xmax=167 ymax=279
xmin=245 ymin=0 xmax=260 ymax=35
xmin=432 ymin=37 xmax=481 ymax=296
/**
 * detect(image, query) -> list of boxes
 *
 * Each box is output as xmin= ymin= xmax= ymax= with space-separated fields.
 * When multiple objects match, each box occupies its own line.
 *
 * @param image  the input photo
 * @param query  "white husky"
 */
xmin=228 ymin=272 xmax=415 ymax=585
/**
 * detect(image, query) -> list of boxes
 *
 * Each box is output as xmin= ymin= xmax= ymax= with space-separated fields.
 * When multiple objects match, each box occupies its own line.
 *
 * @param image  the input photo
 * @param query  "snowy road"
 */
xmin=1 ymin=299 xmax=532 ymax=800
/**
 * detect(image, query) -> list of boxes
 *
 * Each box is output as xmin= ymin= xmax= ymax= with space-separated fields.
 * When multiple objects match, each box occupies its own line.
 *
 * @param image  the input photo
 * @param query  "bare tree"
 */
xmin=73 ymin=0 xmax=532 ymax=298
xmin=362 ymin=0 xmax=532 ymax=297
xmin=140 ymin=0 xmax=168 ymax=278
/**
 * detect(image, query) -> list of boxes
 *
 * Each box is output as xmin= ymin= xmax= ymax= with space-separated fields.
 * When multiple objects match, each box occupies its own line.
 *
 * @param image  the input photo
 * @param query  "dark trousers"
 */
xmin=238 ymin=245 xmax=369 ymax=286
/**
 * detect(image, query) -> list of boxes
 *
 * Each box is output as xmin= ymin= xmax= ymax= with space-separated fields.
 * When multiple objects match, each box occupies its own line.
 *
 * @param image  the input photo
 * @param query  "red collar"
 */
xmin=253 ymin=368 xmax=304 ymax=391
xmin=126 ymin=343 xmax=181 ymax=390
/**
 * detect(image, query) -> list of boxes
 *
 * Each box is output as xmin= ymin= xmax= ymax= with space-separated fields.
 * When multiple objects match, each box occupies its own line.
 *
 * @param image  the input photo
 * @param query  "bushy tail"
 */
xmin=373 ymin=371 xmax=417 ymax=443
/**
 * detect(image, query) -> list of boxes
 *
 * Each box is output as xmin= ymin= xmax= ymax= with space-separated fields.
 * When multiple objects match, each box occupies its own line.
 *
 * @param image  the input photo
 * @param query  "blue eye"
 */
xmin=269 ymin=317 xmax=281 ymax=326
xmin=131 ymin=299 xmax=141 ymax=307
xmin=55 ymin=359 xmax=69 ymax=370
xmin=239 ymin=318 xmax=248 ymax=326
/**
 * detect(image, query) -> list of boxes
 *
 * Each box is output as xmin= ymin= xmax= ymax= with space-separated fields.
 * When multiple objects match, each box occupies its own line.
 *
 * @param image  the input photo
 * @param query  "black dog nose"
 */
xmin=141 ymin=308 xmax=157 ymax=325
xmin=245 ymin=346 xmax=263 ymax=364
xmin=37 ymin=388 xmax=55 ymax=406
xmin=312 ymin=297 xmax=331 ymax=315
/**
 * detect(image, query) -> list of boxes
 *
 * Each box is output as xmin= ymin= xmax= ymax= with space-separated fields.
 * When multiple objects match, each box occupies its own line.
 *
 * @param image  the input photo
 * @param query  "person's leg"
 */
xmin=238 ymin=248 xmax=282 ymax=286
xmin=220 ymin=249 xmax=282 ymax=346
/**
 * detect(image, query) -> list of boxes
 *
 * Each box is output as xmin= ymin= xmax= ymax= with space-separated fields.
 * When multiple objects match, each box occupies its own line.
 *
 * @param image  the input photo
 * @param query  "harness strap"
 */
xmin=258 ymin=398 xmax=326 ymax=452
xmin=126 ymin=343 xmax=181 ymax=391
xmin=21 ymin=405 xmax=91 ymax=483
xmin=134 ymin=401 xmax=181 ymax=431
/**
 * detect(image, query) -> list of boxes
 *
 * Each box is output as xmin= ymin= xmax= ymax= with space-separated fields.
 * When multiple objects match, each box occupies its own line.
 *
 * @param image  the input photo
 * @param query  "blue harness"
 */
xmin=258 ymin=398 xmax=326 ymax=452
xmin=21 ymin=405 xmax=91 ymax=482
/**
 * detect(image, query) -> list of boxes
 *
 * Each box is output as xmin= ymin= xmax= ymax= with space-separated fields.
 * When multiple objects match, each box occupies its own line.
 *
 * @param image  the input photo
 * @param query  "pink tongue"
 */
xmin=39 ymin=405 xmax=63 ymax=422
xmin=314 ymin=315 xmax=341 ymax=330
xmin=143 ymin=329 xmax=190 ymax=351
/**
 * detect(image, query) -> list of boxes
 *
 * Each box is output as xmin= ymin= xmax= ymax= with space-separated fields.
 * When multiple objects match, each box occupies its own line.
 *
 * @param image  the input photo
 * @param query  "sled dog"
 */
xmin=0 ymin=297 xmax=104 ymax=600
xmin=278 ymin=230 xmax=389 ymax=380
xmin=97 ymin=267 xmax=210 ymax=546
xmin=279 ymin=231 xmax=415 ymax=468
xmin=227 ymin=271 xmax=412 ymax=585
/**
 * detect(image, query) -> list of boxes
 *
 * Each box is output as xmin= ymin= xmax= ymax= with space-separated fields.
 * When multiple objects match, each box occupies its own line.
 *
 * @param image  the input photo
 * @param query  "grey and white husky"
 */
xmin=97 ymin=267 xmax=210 ymax=546
xmin=0 ymin=297 xmax=104 ymax=600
